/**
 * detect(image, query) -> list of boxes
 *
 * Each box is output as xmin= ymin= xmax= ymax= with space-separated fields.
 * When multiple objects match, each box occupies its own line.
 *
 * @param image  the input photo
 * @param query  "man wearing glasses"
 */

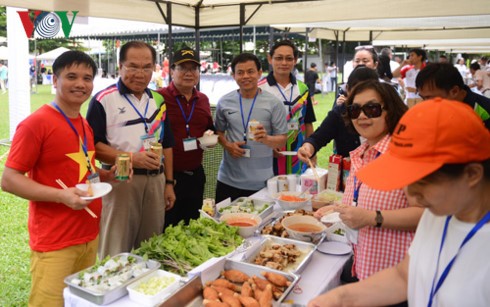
xmin=87 ymin=41 xmax=175 ymax=258
xmin=158 ymin=47 xmax=215 ymax=227
xmin=259 ymin=40 xmax=316 ymax=175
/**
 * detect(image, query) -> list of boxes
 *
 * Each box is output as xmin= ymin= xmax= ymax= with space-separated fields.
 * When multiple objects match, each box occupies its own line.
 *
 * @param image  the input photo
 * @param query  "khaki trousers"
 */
xmin=98 ymin=173 xmax=166 ymax=258
xmin=29 ymin=237 xmax=98 ymax=307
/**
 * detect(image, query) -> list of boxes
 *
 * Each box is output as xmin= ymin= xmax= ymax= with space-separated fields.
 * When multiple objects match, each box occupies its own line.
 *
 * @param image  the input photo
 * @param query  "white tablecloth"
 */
xmin=64 ymin=188 xmax=350 ymax=306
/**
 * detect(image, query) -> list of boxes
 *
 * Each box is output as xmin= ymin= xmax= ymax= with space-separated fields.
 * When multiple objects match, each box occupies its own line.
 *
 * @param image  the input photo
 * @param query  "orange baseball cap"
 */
xmin=357 ymin=98 xmax=490 ymax=190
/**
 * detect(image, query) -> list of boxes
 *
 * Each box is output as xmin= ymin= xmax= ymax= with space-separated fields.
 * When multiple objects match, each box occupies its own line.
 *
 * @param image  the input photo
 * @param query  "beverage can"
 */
xmin=115 ymin=153 xmax=131 ymax=181
xmin=202 ymin=198 xmax=216 ymax=217
xmin=149 ymin=142 xmax=163 ymax=164
xmin=247 ymin=120 xmax=260 ymax=140
xmin=277 ymin=175 xmax=289 ymax=192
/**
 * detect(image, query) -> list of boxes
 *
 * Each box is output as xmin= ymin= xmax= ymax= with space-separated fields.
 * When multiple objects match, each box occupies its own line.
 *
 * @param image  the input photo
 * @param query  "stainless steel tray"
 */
xmin=64 ymin=253 xmax=160 ymax=305
xmin=242 ymin=235 xmax=316 ymax=274
xmin=161 ymin=259 xmax=299 ymax=306
xmin=217 ymin=197 xmax=274 ymax=220
xmin=259 ymin=210 xmax=327 ymax=245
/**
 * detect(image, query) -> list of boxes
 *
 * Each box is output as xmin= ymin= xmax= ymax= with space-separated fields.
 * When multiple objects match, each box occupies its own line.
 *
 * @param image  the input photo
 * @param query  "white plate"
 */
xmin=76 ymin=182 xmax=113 ymax=200
xmin=317 ymin=241 xmax=352 ymax=255
xmin=279 ymin=151 xmax=297 ymax=156
xmin=321 ymin=212 xmax=342 ymax=224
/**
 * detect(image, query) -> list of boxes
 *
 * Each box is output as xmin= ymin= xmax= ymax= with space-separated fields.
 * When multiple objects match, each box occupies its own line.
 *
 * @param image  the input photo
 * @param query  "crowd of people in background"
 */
xmin=2 ymin=40 xmax=490 ymax=307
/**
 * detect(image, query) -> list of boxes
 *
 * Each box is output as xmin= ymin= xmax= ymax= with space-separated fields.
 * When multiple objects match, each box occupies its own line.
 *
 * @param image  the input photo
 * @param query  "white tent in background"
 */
xmin=0 ymin=46 xmax=8 ymax=60
xmin=36 ymin=47 xmax=71 ymax=61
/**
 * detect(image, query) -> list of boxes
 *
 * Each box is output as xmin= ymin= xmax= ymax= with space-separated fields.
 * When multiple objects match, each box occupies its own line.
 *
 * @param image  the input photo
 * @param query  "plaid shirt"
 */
xmin=342 ymin=134 xmax=415 ymax=280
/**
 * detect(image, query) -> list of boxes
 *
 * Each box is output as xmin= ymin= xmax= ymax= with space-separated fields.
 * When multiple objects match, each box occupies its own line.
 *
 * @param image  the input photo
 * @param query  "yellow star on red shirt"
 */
xmin=66 ymin=142 xmax=96 ymax=182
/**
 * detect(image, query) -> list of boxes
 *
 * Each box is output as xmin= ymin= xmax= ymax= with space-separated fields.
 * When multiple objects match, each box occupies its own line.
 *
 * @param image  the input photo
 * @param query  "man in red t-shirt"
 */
xmin=158 ymin=47 xmax=215 ymax=226
xmin=1 ymin=51 xmax=117 ymax=306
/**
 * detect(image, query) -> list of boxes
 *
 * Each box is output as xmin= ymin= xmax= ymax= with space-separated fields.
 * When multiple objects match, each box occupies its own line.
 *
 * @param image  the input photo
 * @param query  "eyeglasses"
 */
xmin=122 ymin=65 xmax=153 ymax=74
xmin=272 ymin=56 xmax=295 ymax=63
xmin=347 ymin=102 xmax=385 ymax=119
xmin=174 ymin=65 xmax=199 ymax=73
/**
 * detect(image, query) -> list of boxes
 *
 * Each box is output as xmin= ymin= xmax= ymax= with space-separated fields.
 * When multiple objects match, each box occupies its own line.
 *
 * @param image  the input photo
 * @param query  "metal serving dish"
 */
xmin=217 ymin=197 xmax=274 ymax=220
xmin=260 ymin=210 xmax=327 ymax=245
xmin=64 ymin=253 xmax=160 ymax=305
xmin=161 ymin=258 xmax=299 ymax=306
xmin=242 ymin=235 xmax=316 ymax=274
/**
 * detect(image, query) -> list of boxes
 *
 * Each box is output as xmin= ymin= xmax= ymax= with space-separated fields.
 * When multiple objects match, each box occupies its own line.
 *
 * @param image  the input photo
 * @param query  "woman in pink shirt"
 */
xmin=316 ymin=80 xmax=423 ymax=282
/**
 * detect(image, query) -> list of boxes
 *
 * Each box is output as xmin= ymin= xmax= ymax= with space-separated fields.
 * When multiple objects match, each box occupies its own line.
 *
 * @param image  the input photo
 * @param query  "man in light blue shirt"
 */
xmin=215 ymin=53 xmax=288 ymax=202
xmin=0 ymin=61 xmax=8 ymax=93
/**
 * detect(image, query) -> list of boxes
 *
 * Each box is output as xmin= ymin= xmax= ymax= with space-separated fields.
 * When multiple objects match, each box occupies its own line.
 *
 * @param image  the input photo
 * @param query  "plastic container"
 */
xmin=127 ymin=270 xmax=181 ymax=306
xmin=219 ymin=213 xmax=262 ymax=238
xmin=274 ymin=191 xmax=312 ymax=211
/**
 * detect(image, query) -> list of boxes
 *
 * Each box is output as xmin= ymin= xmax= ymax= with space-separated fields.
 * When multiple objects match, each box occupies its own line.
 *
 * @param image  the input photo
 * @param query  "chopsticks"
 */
xmin=55 ymin=179 xmax=98 ymax=218
xmin=307 ymin=158 xmax=321 ymax=182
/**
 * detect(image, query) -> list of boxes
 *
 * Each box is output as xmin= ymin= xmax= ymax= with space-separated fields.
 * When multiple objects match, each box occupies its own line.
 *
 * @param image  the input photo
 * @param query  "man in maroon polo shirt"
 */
xmin=158 ymin=46 xmax=214 ymax=226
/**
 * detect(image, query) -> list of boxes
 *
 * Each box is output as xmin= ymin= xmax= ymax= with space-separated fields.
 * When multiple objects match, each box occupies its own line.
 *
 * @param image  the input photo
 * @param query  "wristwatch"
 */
xmin=165 ymin=179 xmax=176 ymax=186
xmin=375 ymin=210 xmax=383 ymax=228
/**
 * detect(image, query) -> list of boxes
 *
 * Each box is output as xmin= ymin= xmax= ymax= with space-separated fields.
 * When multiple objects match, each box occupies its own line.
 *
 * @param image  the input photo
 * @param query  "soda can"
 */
xmin=248 ymin=119 xmax=260 ymax=141
xmin=277 ymin=175 xmax=290 ymax=192
xmin=202 ymin=198 xmax=216 ymax=217
xmin=115 ymin=153 xmax=131 ymax=181
xmin=149 ymin=142 xmax=163 ymax=164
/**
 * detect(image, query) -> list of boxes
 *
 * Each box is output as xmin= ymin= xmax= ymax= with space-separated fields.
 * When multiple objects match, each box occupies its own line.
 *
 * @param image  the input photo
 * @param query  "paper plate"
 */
xmin=76 ymin=182 xmax=113 ymax=200
xmin=317 ymin=241 xmax=352 ymax=255
xmin=279 ymin=151 xmax=298 ymax=156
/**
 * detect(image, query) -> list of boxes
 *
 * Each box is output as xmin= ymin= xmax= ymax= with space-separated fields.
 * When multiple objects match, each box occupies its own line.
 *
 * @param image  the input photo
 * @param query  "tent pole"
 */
xmin=304 ymin=27 xmax=309 ymax=74
xmin=167 ymin=2 xmax=173 ymax=84
xmin=239 ymin=4 xmax=245 ymax=53
xmin=195 ymin=4 xmax=201 ymax=90
xmin=342 ymin=30 xmax=346 ymax=84
xmin=335 ymin=30 xmax=339 ymax=97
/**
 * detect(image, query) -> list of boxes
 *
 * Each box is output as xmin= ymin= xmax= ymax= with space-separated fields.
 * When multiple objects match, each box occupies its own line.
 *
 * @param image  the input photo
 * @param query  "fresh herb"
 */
xmin=134 ymin=218 xmax=243 ymax=276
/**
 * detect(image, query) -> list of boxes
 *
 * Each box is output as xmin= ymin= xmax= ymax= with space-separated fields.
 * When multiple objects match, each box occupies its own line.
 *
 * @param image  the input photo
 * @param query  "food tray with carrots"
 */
xmin=161 ymin=258 xmax=299 ymax=306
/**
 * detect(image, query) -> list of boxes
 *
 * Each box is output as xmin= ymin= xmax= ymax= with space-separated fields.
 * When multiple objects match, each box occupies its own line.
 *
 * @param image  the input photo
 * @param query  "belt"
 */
xmin=102 ymin=164 xmax=164 ymax=176
xmin=133 ymin=166 xmax=164 ymax=176
xmin=175 ymin=165 xmax=203 ymax=176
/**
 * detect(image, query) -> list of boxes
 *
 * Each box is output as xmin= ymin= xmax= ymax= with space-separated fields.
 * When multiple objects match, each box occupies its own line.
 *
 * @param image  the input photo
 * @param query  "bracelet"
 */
xmin=165 ymin=179 xmax=176 ymax=186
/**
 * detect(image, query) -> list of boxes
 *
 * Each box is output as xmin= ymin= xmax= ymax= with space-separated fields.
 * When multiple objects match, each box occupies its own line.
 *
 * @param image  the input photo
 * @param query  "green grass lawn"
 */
xmin=0 ymin=85 xmax=336 ymax=305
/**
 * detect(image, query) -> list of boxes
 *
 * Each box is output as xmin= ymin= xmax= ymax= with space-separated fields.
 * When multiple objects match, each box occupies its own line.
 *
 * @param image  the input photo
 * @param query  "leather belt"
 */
xmin=133 ymin=166 xmax=164 ymax=176
xmin=101 ymin=164 xmax=164 ymax=176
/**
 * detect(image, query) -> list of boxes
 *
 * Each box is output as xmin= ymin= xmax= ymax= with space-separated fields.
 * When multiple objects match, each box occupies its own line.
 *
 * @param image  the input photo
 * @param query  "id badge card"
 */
xmin=87 ymin=173 xmax=101 ymax=184
xmin=183 ymin=137 xmax=198 ymax=151
xmin=288 ymin=118 xmax=299 ymax=131
xmin=240 ymin=144 xmax=251 ymax=158
xmin=140 ymin=134 xmax=157 ymax=151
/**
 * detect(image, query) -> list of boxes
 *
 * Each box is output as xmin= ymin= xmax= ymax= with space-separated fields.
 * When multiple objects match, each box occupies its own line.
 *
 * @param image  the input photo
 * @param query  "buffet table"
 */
xmin=64 ymin=188 xmax=350 ymax=306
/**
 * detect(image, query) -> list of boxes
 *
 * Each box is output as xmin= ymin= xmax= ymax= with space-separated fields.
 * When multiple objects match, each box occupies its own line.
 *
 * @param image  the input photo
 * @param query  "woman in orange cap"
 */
xmin=308 ymin=98 xmax=490 ymax=307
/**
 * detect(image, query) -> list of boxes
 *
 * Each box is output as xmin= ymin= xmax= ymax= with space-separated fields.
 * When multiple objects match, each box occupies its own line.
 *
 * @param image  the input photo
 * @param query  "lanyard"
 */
xmin=51 ymin=102 xmax=94 ymax=174
xmin=275 ymin=84 xmax=294 ymax=117
xmin=122 ymin=93 xmax=150 ymax=133
xmin=176 ymin=96 xmax=197 ymax=138
xmin=239 ymin=90 xmax=259 ymax=142
xmin=427 ymin=211 xmax=490 ymax=307
xmin=352 ymin=151 xmax=381 ymax=206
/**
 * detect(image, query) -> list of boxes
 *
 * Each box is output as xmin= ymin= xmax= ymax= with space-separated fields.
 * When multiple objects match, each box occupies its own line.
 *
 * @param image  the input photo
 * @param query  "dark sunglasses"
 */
xmin=347 ymin=102 xmax=385 ymax=119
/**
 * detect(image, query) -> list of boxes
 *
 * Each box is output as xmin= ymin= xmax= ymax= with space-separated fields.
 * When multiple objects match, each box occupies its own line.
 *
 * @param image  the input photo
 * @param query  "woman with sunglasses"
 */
xmin=315 ymin=80 xmax=423 ymax=288
xmin=309 ymin=98 xmax=490 ymax=307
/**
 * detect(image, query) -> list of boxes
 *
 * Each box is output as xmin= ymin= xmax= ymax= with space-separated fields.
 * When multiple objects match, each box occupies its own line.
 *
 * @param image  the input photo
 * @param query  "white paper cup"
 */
xmin=267 ymin=178 xmax=278 ymax=196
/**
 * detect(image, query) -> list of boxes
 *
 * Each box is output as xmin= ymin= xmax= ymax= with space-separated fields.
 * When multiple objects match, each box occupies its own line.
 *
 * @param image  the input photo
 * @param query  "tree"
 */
xmin=0 ymin=6 xmax=6 ymax=38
